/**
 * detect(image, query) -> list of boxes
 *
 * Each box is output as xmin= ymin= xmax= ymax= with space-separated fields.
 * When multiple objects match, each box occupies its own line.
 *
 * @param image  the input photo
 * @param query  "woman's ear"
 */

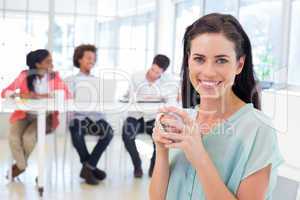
xmin=236 ymin=56 xmax=245 ymax=75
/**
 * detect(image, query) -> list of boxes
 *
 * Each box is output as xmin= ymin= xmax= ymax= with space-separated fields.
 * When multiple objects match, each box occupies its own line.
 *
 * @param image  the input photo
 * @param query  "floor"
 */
xmin=0 ymin=134 xmax=154 ymax=200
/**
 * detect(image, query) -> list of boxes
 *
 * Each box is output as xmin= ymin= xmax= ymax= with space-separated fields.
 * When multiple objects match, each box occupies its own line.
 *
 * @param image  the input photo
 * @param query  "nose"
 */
xmin=200 ymin=62 xmax=217 ymax=78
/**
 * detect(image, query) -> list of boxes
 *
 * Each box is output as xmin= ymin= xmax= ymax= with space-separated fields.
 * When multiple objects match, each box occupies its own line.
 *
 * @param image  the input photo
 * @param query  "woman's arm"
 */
xmin=19 ymin=92 xmax=50 ymax=99
xmin=236 ymin=165 xmax=271 ymax=200
xmin=1 ymin=71 xmax=25 ymax=98
xmin=149 ymin=119 xmax=176 ymax=200
xmin=149 ymin=148 xmax=170 ymax=200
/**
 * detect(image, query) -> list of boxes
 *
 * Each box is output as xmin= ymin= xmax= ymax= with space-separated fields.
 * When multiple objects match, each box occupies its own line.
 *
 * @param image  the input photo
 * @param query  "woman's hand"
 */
xmin=160 ymin=106 xmax=206 ymax=168
xmin=152 ymin=125 xmax=172 ymax=153
xmin=152 ymin=107 xmax=182 ymax=153
xmin=36 ymin=93 xmax=51 ymax=99
xmin=20 ymin=92 xmax=51 ymax=99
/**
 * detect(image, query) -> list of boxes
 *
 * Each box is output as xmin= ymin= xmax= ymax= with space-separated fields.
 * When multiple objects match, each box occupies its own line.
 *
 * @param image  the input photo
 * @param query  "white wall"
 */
xmin=262 ymin=89 xmax=300 ymax=168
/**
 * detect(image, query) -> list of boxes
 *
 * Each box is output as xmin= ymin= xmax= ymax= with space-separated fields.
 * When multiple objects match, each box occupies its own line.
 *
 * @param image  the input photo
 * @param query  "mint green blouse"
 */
xmin=166 ymin=104 xmax=284 ymax=200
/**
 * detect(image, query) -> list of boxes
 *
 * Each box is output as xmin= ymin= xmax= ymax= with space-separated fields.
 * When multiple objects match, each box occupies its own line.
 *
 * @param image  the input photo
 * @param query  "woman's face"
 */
xmin=36 ymin=54 xmax=53 ymax=72
xmin=79 ymin=51 xmax=96 ymax=71
xmin=188 ymin=33 xmax=245 ymax=100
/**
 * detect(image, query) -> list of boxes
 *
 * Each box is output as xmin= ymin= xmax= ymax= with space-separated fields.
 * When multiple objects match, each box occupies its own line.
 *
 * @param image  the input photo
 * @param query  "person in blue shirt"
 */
xmin=149 ymin=13 xmax=283 ymax=200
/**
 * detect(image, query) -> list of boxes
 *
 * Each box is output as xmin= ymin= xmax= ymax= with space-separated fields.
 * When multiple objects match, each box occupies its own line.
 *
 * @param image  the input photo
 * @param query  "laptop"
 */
xmin=74 ymin=77 xmax=117 ymax=103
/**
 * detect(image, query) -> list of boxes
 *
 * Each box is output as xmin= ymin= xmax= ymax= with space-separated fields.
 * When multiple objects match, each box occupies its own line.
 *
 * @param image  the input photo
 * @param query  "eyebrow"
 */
xmin=192 ymin=53 xmax=205 ymax=57
xmin=192 ymin=53 xmax=229 ymax=58
xmin=215 ymin=55 xmax=230 ymax=58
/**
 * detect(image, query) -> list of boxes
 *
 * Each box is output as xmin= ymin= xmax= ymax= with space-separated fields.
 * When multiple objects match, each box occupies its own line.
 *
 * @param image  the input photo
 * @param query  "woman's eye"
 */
xmin=194 ymin=57 xmax=204 ymax=64
xmin=216 ymin=58 xmax=228 ymax=64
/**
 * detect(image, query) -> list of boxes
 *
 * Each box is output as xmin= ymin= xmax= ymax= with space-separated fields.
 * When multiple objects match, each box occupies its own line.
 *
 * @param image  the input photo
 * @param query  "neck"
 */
xmin=37 ymin=69 xmax=47 ymax=78
xmin=80 ymin=68 xmax=90 ymax=75
xmin=198 ymin=90 xmax=244 ymax=120
xmin=145 ymin=71 xmax=153 ymax=82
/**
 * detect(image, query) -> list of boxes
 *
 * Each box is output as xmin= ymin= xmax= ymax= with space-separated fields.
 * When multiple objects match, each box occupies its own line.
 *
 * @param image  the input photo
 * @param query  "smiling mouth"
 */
xmin=198 ymin=80 xmax=222 ymax=88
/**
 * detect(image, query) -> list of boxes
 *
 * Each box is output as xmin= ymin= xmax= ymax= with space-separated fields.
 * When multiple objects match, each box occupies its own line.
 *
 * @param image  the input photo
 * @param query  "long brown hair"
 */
xmin=181 ymin=13 xmax=261 ymax=110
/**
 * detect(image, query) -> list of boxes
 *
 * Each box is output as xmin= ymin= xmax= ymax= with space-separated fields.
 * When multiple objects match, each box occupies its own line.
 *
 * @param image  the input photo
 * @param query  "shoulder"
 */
xmin=14 ymin=70 xmax=29 ymax=81
xmin=20 ymin=69 xmax=28 ymax=74
xmin=240 ymin=106 xmax=275 ymax=135
xmin=19 ymin=70 xmax=29 ymax=77
xmin=52 ymin=71 xmax=62 ymax=80
xmin=233 ymin=106 xmax=279 ymax=151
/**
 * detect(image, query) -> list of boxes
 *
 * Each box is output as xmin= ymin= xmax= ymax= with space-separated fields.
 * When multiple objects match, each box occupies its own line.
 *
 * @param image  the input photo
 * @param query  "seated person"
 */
xmin=1 ymin=49 xmax=71 ymax=179
xmin=67 ymin=44 xmax=113 ymax=185
xmin=122 ymin=54 xmax=174 ymax=178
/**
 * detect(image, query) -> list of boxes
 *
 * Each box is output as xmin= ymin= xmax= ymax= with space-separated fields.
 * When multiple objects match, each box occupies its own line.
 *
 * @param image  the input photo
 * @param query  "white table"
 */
xmin=0 ymin=98 xmax=174 ymax=196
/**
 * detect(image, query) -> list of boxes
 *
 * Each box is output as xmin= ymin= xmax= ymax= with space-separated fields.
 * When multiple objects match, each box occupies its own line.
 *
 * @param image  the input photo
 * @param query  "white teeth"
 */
xmin=200 ymin=80 xmax=220 ymax=86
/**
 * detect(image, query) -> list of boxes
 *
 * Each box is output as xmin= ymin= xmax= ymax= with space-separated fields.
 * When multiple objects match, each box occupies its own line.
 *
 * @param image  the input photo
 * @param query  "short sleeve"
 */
xmin=242 ymin=124 xmax=284 ymax=180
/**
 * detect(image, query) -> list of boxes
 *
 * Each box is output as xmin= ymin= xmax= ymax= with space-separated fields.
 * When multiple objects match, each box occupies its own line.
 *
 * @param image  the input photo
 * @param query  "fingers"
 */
xmin=162 ymin=132 xmax=185 ymax=143
xmin=159 ymin=106 xmax=193 ymax=126
xmin=152 ymin=126 xmax=173 ymax=145
xmin=158 ymin=137 xmax=173 ymax=145
xmin=165 ymin=142 xmax=183 ymax=149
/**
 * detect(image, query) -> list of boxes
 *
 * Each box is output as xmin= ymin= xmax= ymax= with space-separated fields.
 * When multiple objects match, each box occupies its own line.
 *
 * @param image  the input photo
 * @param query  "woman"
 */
xmin=149 ymin=13 xmax=283 ymax=200
xmin=1 ymin=49 xmax=71 ymax=179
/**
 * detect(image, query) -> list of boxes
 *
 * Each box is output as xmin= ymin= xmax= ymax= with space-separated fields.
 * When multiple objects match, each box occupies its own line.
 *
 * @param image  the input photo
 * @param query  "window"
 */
xmin=5 ymin=0 xmax=26 ymax=10
xmin=0 ymin=0 xmax=157 ymax=85
xmin=74 ymin=16 xmax=96 ymax=46
xmin=97 ymin=17 xmax=117 ymax=68
xmin=288 ymin=0 xmax=300 ymax=85
xmin=27 ymin=14 xmax=49 ymax=49
xmin=98 ymin=0 xmax=117 ymax=17
xmin=29 ymin=0 xmax=49 ymax=12
xmin=239 ymin=0 xmax=283 ymax=83
xmin=0 ymin=0 xmax=3 ymax=9
xmin=55 ymin=0 xmax=75 ymax=14
xmin=53 ymin=15 xmax=75 ymax=71
xmin=117 ymin=13 xmax=155 ymax=73
xmin=173 ymin=0 xmax=202 ymax=75
xmin=0 ymin=13 xmax=28 ymax=87
xmin=0 ymin=11 xmax=48 ymax=90
xmin=76 ymin=0 xmax=97 ymax=15
xmin=53 ymin=0 xmax=99 ymax=72
xmin=117 ymin=0 xmax=136 ymax=17
xmin=205 ymin=0 xmax=238 ymax=16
